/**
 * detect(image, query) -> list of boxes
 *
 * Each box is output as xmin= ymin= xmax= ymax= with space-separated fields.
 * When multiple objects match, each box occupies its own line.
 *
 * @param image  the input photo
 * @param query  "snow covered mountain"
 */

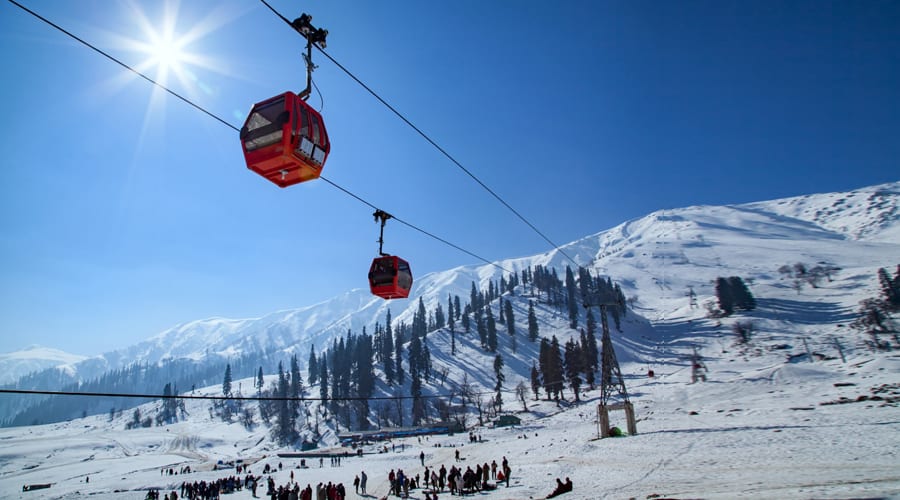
xmin=0 ymin=345 xmax=87 ymax=386
xmin=3 ymin=181 xmax=898 ymax=395
xmin=1 ymin=181 xmax=899 ymax=497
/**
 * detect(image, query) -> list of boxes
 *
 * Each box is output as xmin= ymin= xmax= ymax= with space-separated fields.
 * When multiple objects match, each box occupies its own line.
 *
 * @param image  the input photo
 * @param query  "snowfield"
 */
xmin=1 ymin=351 xmax=898 ymax=499
xmin=1 ymin=182 xmax=899 ymax=499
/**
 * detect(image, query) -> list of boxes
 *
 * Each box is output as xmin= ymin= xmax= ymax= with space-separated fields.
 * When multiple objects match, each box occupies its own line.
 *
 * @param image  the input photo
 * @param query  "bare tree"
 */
xmin=732 ymin=320 xmax=754 ymax=344
xmin=437 ymin=366 xmax=450 ymax=386
xmin=473 ymin=396 xmax=486 ymax=426
xmin=515 ymin=381 xmax=528 ymax=412
xmin=458 ymin=373 xmax=475 ymax=407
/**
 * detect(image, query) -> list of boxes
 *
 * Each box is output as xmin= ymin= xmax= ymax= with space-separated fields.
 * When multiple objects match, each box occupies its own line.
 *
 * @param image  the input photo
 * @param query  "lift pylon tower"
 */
xmin=597 ymin=305 xmax=630 ymax=407
xmin=583 ymin=286 xmax=637 ymax=439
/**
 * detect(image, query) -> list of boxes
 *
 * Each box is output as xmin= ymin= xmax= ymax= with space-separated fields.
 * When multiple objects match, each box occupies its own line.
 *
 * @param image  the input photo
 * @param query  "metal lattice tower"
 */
xmin=582 ymin=278 xmax=637 ymax=438
xmin=597 ymin=305 xmax=630 ymax=407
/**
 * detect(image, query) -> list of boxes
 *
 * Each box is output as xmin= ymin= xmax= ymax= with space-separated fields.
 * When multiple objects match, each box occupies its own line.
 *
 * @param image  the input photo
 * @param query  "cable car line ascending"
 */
xmin=368 ymin=210 xmax=413 ymax=300
xmin=7 ymin=0 xmax=513 ymax=279
xmin=257 ymin=0 xmax=578 ymax=268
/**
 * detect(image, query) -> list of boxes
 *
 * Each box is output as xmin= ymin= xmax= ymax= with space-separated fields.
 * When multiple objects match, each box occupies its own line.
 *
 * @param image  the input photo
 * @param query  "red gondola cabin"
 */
xmin=240 ymin=91 xmax=330 ymax=188
xmin=368 ymin=255 xmax=413 ymax=299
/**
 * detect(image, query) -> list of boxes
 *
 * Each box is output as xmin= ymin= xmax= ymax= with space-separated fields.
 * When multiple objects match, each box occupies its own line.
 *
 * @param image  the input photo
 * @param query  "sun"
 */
xmin=108 ymin=0 xmax=234 ymax=91
xmin=143 ymin=30 xmax=187 ymax=85
xmin=148 ymin=32 xmax=185 ymax=74
xmin=129 ymin=1 xmax=194 ymax=88
xmin=95 ymin=0 xmax=242 ymax=153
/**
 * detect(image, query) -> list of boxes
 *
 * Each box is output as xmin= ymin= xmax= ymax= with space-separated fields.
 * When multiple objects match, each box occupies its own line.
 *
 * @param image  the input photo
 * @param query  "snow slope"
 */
xmin=0 ymin=346 xmax=897 ymax=498
xmin=0 ymin=346 xmax=86 ymax=386
xmin=1 ymin=181 xmax=899 ymax=498
xmin=6 ymin=181 xmax=897 ymax=381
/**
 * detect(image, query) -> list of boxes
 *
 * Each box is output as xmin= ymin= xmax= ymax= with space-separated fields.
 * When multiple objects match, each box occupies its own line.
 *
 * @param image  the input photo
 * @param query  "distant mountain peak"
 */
xmin=5 ymin=181 xmax=898 ymax=391
xmin=0 ymin=346 xmax=88 ymax=386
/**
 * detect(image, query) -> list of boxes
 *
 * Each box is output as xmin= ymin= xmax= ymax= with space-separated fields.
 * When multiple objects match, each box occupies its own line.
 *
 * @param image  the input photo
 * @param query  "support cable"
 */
xmin=258 ymin=0 xmax=578 ymax=267
xmin=5 ymin=0 xmax=511 ymax=275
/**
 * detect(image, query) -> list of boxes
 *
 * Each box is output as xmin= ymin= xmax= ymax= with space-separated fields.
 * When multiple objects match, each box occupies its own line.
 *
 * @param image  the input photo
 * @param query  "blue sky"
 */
xmin=1 ymin=0 xmax=898 ymax=355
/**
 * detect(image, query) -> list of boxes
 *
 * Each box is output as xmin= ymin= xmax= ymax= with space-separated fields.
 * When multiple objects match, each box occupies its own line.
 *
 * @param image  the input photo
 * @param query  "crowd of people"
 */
xmin=143 ymin=438 xmax=564 ymax=500
xmin=145 ymin=458 xmax=353 ymax=500
xmin=381 ymin=454 xmax=512 ymax=498
xmin=264 ymin=479 xmax=347 ymax=500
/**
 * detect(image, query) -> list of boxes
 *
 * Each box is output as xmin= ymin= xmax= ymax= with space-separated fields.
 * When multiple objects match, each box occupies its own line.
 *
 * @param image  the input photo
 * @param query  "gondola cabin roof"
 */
xmin=240 ymin=91 xmax=330 ymax=188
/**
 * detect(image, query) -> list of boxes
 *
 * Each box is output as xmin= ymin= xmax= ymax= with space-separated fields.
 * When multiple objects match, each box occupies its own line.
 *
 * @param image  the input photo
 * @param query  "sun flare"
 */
xmin=109 ymin=0 xmax=234 ymax=92
xmin=148 ymin=33 xmax=185 ymax=73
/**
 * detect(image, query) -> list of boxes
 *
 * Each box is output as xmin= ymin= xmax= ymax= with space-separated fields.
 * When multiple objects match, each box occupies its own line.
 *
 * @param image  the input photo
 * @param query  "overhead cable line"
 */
xmin=0 ymin=388 xmax=492 ymax=402
xmin=258 ymin=0 xmax=578 ymax=268
xmin=318 ymin=177 xmax=508 ymax=272
xmin=5 ymin=0 xmax=511 ymax=275
xmin=0 ymin=373 xmax=582 ymax=402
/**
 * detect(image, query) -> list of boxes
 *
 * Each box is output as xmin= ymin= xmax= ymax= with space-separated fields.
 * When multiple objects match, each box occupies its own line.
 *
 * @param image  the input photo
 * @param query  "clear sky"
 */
xmin=1 ymin=0 xmax=898 ymax=356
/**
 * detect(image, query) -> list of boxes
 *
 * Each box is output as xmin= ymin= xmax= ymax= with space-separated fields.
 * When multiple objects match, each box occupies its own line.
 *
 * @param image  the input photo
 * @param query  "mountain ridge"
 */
xmin=3 ymin=180 xmax=897 ymax=394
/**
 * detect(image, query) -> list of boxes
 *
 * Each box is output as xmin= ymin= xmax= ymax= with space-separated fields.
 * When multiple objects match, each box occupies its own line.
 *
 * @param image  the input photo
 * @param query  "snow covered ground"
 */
xmin=2 ymin=182 xmax=899 ymax=499
xmin=1 ymin=349 xmax=898 ymax=499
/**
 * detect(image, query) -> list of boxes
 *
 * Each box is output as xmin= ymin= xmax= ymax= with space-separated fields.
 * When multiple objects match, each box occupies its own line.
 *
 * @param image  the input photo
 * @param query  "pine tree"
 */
xmin=566 ymin=266 xmax=578 ymax=329
xmin=308 ymin=346 xmax=319 ymax=386
xmin=504 ymin=299 xmax=517 ymax=352
xmin=549 ymin=336 xmax=564 ymax=401
xmin=161 ymin=382 xmax=177 ymax=424
xmin=354 ymin=330 xmax=375 ymax=430
xmin=475 ymin=308 xmax=486 ymax=347
xmin=448 ymin=295 xmax=455 ymax=331
xmin=423 ymin=336 xmax=433 ymax=382
xmin=878 ymin=266 xmax=900 ymax=311
xmin=318 ymin=359 xmax=328 ymax=411
xmin=539 ymin=338 xmax=552 ymax=400
xmin=728 ymin=276 xmax=756 ymax=311
xmin=289 ymin=354 xmax=303 ymax=429
xmin=493 ymin=354 xmax=505 ymax=412
xmin=448 ymin=295 xmax=456 ymax=355
xmin=384 ymin=310 xmax=395 ymax=384
xmin=408 ymin=334 xmax=425 ymax=424
xmin=435 ymin=302 xmax=446 ymax=330
xmin=276 ymin=361 xmax=292 ymax=443
xmin=394 ymin=325 xmax=405 ymax=384
xmin=462 ymin=305 xmax=471 ymax=333
xmin=222 ymin=364 xmax=233 ymax=397
xmin=413 ymin=297 xmax=428 ymax=339
xmin=256 ymin=366 xmax=264 ymax=395
xmin=470 ymin=282 xmax=481 ymax=312
xmin=527 ymin=300 xmax=539 ymax=342
xmin=530 ymin=362 xmax=541 ymax=400
xmin=486 ymin=307 xmax=498 ymax=352
xmin=715 ymin=277 xmax=735 ymax=315
xmin=564 ymin=339 xmax=582 ymax=402
xmin=585 ymin=310 xmax=600 ymax=380
xmin=580 ymin=329 xmax=597 ymax=390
